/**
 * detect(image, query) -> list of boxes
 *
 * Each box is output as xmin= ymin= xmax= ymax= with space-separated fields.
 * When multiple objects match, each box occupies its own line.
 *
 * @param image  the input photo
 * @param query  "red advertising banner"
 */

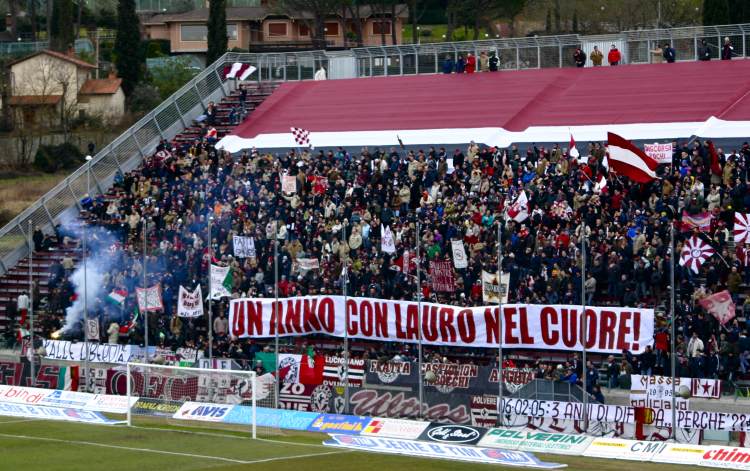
xmin=228 ymin=296 xmax=654 ymax=354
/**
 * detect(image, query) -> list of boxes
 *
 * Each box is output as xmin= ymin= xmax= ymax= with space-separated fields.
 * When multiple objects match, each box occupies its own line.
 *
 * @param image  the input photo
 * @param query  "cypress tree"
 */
xmin=703 ymin=0 xmax=731 ymax=26
xmin=206 ymin=0 xmax=227 ymax=66
xmin=114 ymin=0 xmax=142 ymax=96
xmin=50 ymin=0 xmax=74 ymax=52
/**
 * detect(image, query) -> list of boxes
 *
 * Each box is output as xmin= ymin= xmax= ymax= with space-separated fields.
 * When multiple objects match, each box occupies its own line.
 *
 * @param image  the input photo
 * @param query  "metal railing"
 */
xmin=222 ymin=22 xmax=750 ymax=80
xmin=0 ymin=22 xmax=748 ymax=276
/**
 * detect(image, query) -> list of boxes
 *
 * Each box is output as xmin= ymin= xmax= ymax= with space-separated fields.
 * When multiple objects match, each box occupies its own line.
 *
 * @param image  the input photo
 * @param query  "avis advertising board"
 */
xmin=173 ymin=402 xmax=232 ymax=422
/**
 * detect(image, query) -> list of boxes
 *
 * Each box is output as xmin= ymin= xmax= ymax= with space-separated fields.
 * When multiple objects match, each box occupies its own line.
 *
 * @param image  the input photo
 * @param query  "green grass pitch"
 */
xmin=0 ymin=416 xmax=688 ymax=470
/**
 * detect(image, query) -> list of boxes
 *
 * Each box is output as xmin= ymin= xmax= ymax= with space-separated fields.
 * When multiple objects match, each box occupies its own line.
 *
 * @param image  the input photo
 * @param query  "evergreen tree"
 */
xmin=572 ymin=9 xmax=578 ymax=33
xmin=114 ymin=0 xmax=142 ymax=96
xmin=206 ymin=0 xmax=227 ymax=66
xmin=703 ymin=0 xmax=731 ymax=25
xmin=545 ymin=9 xmax=551 ymax=33
xmin=50 ymin=0 xmax=74 ymax=52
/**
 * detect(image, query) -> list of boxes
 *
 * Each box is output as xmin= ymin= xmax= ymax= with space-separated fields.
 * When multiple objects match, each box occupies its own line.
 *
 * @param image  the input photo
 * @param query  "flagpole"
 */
xmin=416 ymin=216 xmax=423 ymax=419
xmin=581 ymin=223 xmax=588 ymax=432
xmin=497 ymin=222 xmax=504 ymax=427
xmin=28 ymin=221 xmax=35 ymax=387
xmin=143 ymin=218 xmax=149 ymax=364
xmin=273 ymin=234 xmax=279 ymax=410
xmin=83 ymin=156 xmax=92 ymax=391
xmin=208 ymin=216 xmax=213 ymax=364
xmin=342 ymin=224 xmax=349 ymax=413
xmin=669 ymin=221 xmax=677 ymax=441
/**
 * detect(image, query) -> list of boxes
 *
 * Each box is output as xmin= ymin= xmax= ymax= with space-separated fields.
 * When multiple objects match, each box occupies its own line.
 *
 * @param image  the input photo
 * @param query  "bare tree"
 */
xmin=275 ymin=0 xmax=342 ymax=49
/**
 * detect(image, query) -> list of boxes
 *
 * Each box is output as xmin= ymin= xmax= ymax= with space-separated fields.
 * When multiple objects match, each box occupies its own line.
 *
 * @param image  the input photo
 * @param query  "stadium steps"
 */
xmin=0 ymin=82 xmax=280 ymax=339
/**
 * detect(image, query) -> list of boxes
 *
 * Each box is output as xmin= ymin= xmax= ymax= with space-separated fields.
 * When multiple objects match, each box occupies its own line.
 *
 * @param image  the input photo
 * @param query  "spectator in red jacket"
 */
xmin=608 ymin=44 xmax=621 ymax=65
xmin=465 ymin=53 xmax=476 ymax=74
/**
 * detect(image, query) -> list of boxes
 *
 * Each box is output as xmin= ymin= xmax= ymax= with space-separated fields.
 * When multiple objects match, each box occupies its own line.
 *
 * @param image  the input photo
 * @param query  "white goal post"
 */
xmin=126 ymin=363 xmax=259 ymax=438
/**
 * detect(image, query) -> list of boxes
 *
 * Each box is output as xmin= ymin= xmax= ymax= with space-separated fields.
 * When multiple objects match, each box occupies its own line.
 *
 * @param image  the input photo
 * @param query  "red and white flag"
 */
xmin=225 ymin=63 xmax=257 ymax=80
xmin=569 ymin=134 xmax=580 ymax=160
xmin=679 ymin=236 xmax=715 ymax=273
xmin=606 ymin=132 xmax=659 ymax=183
xmin=291 ymin=127 xmax=311 ymax=147
xmin=737 ymin=245 xmax=750 ymax=266
xmin=698 ymin=290 xmax=736 ymax=325
xmin=734 ymin=213 xmax=750 ymax=244
xmin=594 ymin=174 xmax=607 ymax=193
xmin=506 ymin=190 xmax=529 ymax=222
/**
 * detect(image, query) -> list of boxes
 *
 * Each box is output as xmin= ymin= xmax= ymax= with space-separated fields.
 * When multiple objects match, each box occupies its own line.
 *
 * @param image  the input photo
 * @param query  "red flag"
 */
xmin=708 ymin=140 xmax=722 ymax=176
xmin=299 ymin=354 xmax=325 ymax=385
xmin=606 ymin=132 xmax=659 ymax=183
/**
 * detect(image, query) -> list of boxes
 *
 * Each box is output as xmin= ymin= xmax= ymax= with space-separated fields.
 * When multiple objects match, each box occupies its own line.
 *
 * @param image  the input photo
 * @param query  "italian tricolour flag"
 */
xmin=57 ymin=365 xmax=80 ymax=391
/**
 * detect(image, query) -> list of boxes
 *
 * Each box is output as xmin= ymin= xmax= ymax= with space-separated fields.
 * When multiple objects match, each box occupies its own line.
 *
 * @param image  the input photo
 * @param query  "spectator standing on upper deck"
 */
xmin=651 ymin=44 xmax=664 ymax=63
xmin=663 ymin=43 xmax=676 ymax=63
xmin=442 ymin=55 xmax=454 ymax=74
xmin=722 ymin=37 xmax=734 ymax=60
xmin=573 ymin=47 xmax=586 ymax=67
xmin=456 ymin=55 xmax=466 ymax=73
xmin=590 ymin=46 xmax=603 ymax=66
xmin=488 ymin=52 xmax=499 ymax=71
xmin=465 ymin=53 xmax=476 ymax=73
xmin=479 ymin=51 xmax=489 ymax=71
xmin=608 ymin=44 xmax=621 ymax=65
xmin=698 ymin=39 xmax=711 ymax=61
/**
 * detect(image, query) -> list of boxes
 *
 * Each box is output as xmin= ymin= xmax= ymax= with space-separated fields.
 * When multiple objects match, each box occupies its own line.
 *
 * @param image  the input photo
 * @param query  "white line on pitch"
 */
xmin=0 ymin=432 xmax=345 ymax=464
xmin=0 ymin=418 xmax=41 ymax=425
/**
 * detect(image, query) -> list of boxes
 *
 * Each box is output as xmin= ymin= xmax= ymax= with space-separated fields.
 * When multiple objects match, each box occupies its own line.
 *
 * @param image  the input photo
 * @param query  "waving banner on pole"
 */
xmin=228 ymin=295 xmax=654 ymax=354
xmin=232 ymin=236 xmax=256 ymax=258
xmin=136 ymin=285 xmax=163 ymax=312
xmin=451 ymin=240 xmax=468 ymax=269
xmin=178 ymin=286 xmax=204 ymax=318
xmin=381 ymin=225 xmax=396 ymax=253
xmin=482 ymin=270 xmax=509 ymax=304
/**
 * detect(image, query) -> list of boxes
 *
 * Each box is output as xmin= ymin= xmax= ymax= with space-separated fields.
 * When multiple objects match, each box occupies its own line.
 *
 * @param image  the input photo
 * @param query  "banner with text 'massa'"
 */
xmin=229 ymin=296 xmax=653 ymax=354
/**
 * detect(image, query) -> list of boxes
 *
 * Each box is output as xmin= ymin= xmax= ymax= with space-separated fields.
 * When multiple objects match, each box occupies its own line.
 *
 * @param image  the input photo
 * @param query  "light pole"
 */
xmin=28 ymin=220 xmax=35 ymax=386
xmin=83 ymin=154 xmax=92 ymax=391
xmin=208 ymin=216 xmax=214 ymax=363
xmin=143 ymin=217 xmax=149 ymax=364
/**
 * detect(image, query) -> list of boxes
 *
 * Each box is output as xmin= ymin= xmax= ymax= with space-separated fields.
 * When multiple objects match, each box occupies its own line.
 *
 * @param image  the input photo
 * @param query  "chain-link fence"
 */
xmin=0 ymin=22 xmax=748 ymax=276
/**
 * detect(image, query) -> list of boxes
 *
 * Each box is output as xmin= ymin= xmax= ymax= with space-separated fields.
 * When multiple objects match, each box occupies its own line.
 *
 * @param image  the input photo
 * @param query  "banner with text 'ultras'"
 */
xmin=229 ymin=296 xmax=653 ymax=354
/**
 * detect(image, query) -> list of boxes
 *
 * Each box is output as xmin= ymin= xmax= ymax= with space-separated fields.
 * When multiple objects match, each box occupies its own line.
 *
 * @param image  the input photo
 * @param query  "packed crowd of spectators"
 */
xmin=4 ymin=93 xmax=750 ymax=392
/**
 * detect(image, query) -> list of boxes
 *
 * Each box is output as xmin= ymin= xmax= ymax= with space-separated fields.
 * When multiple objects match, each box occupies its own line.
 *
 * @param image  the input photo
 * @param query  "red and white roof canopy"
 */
xmin=218 ymin=60 xmax=750 ymax=152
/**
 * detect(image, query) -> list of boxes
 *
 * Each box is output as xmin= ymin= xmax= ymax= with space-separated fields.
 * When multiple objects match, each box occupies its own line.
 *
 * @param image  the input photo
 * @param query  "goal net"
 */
xmin=126 ymin=363 xmax=275 ymax=438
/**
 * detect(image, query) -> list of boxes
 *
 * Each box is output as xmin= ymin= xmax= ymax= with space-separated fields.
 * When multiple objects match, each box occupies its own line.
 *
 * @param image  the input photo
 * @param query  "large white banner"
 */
xmin=42 ymin=340 xmax=140 ymax=364
xmin=178 ymin=286 xmax=204 ymax=318
xmin=232 ymin=236 xmax=256 ymax=258
xmin=229 ymin=295 xmax=654 ymax=354
xmin=501 ymin=397 xmax=750 ymax=431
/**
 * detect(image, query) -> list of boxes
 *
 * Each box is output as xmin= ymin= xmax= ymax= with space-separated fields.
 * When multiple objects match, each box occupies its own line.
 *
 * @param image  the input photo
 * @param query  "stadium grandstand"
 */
xmin=4 ymin=23 xmax=750 ymax=468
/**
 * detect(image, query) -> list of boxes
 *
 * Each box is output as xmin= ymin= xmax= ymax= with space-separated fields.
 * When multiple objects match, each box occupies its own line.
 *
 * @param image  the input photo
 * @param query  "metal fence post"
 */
xmin=516 ymin=44 xmax=520 ymax=70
